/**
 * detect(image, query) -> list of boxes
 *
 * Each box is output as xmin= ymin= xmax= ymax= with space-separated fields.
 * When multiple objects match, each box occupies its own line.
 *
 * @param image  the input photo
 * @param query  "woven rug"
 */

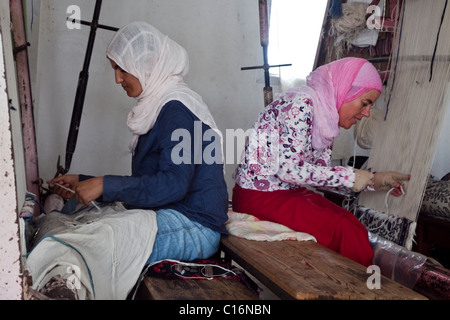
xmin=355 ymin=205 xmax=416 ymax=250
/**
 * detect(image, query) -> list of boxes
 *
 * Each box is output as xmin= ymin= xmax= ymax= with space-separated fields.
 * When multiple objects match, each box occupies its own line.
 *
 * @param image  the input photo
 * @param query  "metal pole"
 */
xmin=63 ymin=0 xmax=103 ymax=173
xmin=241 ymin=0 xmax=291 ymax=107
xmin=259 ymin=0 xmax=272 ymax=106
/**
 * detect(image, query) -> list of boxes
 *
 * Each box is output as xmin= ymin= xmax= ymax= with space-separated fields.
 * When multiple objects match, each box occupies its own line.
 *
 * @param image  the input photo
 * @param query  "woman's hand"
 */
xmin=48 ymin=174 xmax=79 ymax=199
xmin=352 ymin=169 xmax=410 ymax=196
xmin=374 ymin=171 xmax=410 ymax=196
xmin=48 ymin=175 xmax=104 ymax=205
xmin=73 ymin=177 xmax=104 ymax=205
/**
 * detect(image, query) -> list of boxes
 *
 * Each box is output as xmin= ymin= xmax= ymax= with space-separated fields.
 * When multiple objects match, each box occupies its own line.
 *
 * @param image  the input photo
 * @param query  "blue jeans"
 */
xmin=146 ymin=209 xmax=221 ymax=264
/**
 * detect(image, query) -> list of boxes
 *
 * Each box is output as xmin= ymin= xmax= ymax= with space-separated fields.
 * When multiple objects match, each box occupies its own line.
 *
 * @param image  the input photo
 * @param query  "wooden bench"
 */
xmin=220 ymin=235 xmax=428 ymax=300
xmin=135 ymin=276 xmax=258 ymax=300
xmin=133 ymin=261 xmax=259 ymax=300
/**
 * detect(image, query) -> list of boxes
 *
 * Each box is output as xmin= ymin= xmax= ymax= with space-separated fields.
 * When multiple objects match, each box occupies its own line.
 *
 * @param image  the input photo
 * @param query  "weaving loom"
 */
xmin=355 ymin=0 xmax=450 ymax=250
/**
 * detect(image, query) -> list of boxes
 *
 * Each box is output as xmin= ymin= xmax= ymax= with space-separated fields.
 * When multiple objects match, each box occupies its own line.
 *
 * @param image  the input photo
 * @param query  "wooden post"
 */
xmin=10 ymin=0 xmax=41 ymax=211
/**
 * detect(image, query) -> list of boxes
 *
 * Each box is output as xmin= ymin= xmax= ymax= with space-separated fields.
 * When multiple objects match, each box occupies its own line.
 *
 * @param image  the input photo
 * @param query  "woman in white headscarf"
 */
xmin=50 ymin=22 xmax=228 ymax=264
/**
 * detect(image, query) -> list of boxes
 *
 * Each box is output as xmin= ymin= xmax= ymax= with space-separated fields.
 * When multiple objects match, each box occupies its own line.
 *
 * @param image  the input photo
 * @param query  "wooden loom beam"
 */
xmin=10 ymin=0 xmax=41 ymax=211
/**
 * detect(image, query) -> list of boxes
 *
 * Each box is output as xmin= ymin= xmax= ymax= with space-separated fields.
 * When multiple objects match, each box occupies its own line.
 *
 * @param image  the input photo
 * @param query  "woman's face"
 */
xmin=338 ymin=89 xmax=381 ymax=129
xmin=109 ymin=59 xmax=143 ymax=98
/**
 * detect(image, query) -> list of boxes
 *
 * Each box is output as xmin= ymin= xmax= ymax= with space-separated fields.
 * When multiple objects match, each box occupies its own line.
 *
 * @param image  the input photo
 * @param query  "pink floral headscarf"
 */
xmin=305 ymin=57 xmax=382 ymax=150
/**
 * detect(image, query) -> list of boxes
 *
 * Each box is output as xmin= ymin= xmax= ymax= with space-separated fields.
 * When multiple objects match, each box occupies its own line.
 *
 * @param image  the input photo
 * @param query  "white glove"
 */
xmin=352 ymin=169 xmax=410 ymax=194
xmin=373 ymin=171 xmax=410 ymax=191
xmin=352 ymin=169 xmax=374 ymax=192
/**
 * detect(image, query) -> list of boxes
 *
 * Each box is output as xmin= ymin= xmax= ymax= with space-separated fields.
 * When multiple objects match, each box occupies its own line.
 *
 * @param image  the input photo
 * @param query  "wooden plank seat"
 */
xmin=133 ymin=259 xmax=259 ymax=300
xmin=135 ymin=276 xmax=258 ymax=300
xmin=220 ymin=235 xmax=428 ymax=300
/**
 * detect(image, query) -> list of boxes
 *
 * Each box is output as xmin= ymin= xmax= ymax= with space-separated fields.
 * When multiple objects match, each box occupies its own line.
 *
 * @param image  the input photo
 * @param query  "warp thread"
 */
xmin=359 ymin=0 xmax=450 ymax=225
xmin=384 ymin=0 xmax=406 ymax=121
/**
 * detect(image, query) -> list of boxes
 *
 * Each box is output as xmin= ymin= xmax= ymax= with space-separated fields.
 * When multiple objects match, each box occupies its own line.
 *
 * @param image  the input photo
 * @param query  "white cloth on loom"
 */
xmin=225 ymin=210 xmax=316 ymax=242
xmin=25 ymin=203 xmax=157 ymax=300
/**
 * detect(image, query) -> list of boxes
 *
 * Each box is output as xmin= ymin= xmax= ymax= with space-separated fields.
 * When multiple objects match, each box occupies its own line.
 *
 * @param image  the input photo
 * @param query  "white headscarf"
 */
xmin=107 ymin=21 xmax=220 ymax=152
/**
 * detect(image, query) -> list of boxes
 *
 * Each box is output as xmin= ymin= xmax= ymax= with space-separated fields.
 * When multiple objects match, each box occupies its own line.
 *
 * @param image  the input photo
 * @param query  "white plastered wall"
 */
xmin=0 ymin=1 xmax=24 ymax=299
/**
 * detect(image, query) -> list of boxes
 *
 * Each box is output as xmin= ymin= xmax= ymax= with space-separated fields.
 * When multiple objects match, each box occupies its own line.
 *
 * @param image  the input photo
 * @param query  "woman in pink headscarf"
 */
xmin=232 ymin=57 xmax=409 ymax=267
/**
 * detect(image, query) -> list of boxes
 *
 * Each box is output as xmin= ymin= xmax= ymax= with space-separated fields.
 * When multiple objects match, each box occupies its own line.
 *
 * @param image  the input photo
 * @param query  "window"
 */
xmin=269 ymin=0 xmax=328 ymax=90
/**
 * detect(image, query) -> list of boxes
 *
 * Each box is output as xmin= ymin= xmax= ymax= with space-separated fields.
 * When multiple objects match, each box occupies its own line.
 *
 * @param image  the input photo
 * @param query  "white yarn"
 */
xmin=359 ymin=0 xmax=450 ymax=223
xmin=330 ymin=2 xmax=369 ymax=59
xmin=356 ymin=186 xmax=405 ymax=233
xmin=331 ymin=2 xmax=368 ymax=35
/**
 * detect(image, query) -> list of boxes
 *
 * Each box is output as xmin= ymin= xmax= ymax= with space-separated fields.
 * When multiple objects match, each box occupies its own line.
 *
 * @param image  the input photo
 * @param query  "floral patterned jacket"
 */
xmin=234 ymin=90 xmax=356 ymax=192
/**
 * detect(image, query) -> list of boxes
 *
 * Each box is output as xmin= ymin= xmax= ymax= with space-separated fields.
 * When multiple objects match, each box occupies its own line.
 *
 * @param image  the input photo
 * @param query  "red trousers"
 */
xmin=232 ymin=184 xmax=374 ymax=267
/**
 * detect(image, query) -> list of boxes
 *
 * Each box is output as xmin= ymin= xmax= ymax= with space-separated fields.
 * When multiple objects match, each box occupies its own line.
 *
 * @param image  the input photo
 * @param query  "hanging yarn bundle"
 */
xmin=329 ymin=2 xmax=369 ymax=59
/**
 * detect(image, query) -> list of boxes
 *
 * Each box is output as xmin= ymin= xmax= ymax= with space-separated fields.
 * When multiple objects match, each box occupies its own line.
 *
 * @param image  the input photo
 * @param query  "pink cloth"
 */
xmin=304 ymin=57 xmax=383 ymax=150
xmin=344 ymin=61 xmax=384 ymax=104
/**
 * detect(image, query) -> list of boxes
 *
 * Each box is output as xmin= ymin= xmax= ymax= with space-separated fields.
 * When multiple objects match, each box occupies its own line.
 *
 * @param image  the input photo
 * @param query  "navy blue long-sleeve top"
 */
xmin=95 ymin=100 xmax=229 ymax=234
